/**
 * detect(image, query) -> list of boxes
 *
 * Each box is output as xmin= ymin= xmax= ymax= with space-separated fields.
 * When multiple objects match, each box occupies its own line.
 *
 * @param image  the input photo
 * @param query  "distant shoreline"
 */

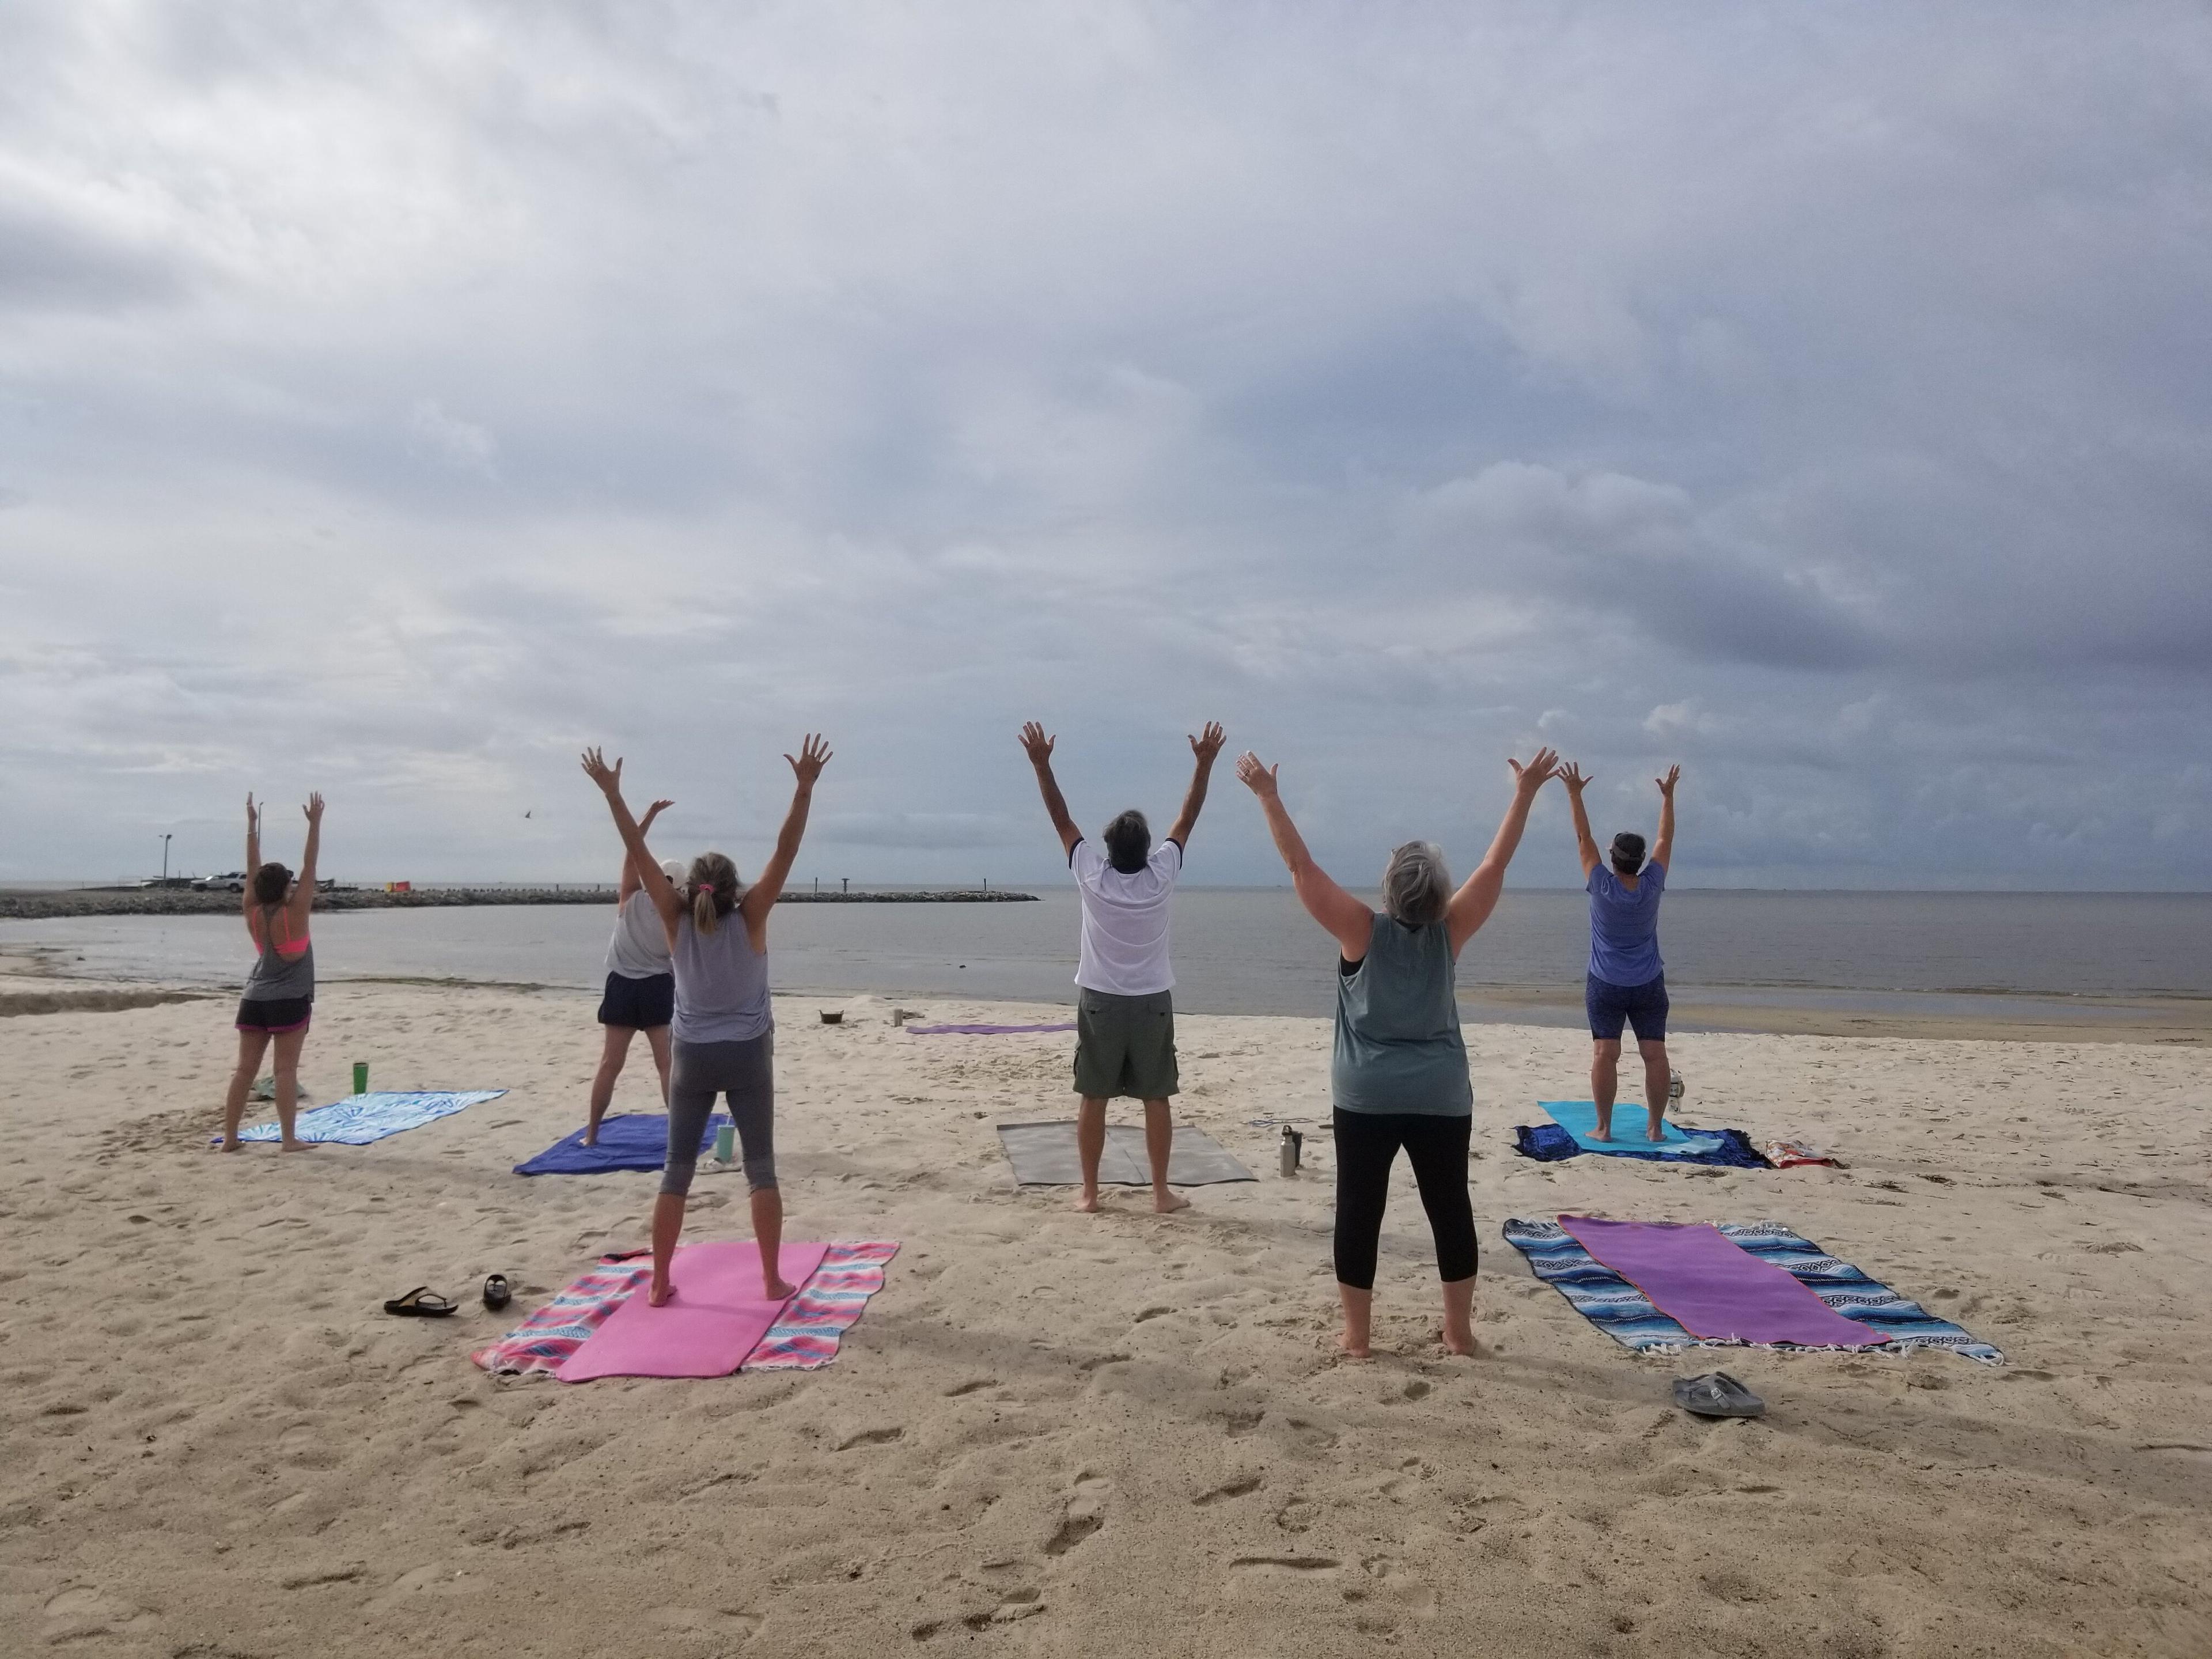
xmin=0 ymin=885 xmax=1038 ymax=921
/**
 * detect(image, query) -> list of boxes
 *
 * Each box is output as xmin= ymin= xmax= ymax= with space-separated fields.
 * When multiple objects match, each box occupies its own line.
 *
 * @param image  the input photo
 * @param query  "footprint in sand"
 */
xmin=648 ymin=1607 xmax=760 ymax=1639
xmin=1046 ymin=1476 xmax=1111 ymax=1555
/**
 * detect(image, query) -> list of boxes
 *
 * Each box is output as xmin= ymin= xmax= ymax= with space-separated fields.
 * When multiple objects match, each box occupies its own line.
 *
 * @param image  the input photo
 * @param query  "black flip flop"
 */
xmin=482 ymin=1274 xmax=512 ymax=1312
xmin=1673 ymin=1371 xmax=1765 ymax=1418
xmin=382 ymin=1286 xmax=458 ymax=1318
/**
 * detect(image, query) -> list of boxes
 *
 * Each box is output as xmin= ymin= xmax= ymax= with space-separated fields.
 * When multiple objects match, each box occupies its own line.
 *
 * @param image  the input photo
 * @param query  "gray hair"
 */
xmin=1381 ymin=841 xmax=1450 ymax=926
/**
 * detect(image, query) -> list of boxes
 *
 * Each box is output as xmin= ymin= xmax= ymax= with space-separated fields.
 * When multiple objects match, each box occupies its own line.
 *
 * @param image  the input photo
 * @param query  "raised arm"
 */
xmin=617 ymin=798 xmax=673 ymax=901
xmin=289 ymin=793 xmax=325 ymax=925
xmin=582 ymin=748 xmax=681 ymax=925
xmin=1561 ymin=761 xmax=1601 ymax=880
xmin=1446 ymin=749 xmax=1559 ymax=956
xmin=241 ymin=794 xmax=260 ymax=924
xmin=1018 ymin=722 xmax=1081 ymax=859
xmin=1652 ymin=766 xmax=1678 ymax=870
xmin=1165 ymin=722 xmax=1226 ymax=849
xmin=1236 ymin=753 xmax=1373 ymax=960
xmin=741 ymin=734 xmax=832 ymax=930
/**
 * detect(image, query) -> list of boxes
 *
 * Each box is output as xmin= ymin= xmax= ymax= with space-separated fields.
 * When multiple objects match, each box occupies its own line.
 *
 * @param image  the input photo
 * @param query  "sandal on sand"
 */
xmin=1673 ymin=1372 xmax=1764 ymax=1418
xmin=382 ymin=1287 xmax=458 ymax=1318
xmin=482 ymin=1274 xmax=512 ymax=1312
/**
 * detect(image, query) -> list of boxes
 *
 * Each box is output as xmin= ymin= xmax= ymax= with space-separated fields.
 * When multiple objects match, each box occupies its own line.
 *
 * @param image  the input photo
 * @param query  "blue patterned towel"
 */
xmin=1502 ymin=1217 xmax=2003 ymax=1365
xmin=1514 ymin=1123 xmax=1771 ymax=1168
xmin=223 ymin=1090 xmax=506 ymax=1146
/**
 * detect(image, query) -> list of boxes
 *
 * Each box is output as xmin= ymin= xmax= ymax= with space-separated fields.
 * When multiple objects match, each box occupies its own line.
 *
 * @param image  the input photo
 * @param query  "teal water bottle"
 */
xmin=713 ymin=1122 xmax=735 ymax=1163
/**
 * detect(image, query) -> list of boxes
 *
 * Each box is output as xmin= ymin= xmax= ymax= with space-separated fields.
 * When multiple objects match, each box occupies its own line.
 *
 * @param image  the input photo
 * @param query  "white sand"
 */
xmin=2 ymin=980 xmax=2209 ymax=1656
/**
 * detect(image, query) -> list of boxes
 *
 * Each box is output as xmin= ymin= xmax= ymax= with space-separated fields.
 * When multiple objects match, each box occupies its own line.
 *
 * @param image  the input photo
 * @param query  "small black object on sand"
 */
xmin=383 ymin=1287 xmax=458 ymax=1317
xmin=482 ymin=1274 xmax=512 ymax=1312
xmin=1673 ymin=1371 xmax=1764 ymax=1418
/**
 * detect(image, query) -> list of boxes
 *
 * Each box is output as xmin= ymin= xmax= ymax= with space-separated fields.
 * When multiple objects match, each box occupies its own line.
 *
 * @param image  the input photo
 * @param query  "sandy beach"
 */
xmin=3 ymin=976 xmax=2209 ymax=1657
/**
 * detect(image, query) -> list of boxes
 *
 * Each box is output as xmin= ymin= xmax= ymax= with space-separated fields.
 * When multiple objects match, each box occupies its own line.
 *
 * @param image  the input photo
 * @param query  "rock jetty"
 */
xmin=0 ymin=886 xmax=1037 ymax=921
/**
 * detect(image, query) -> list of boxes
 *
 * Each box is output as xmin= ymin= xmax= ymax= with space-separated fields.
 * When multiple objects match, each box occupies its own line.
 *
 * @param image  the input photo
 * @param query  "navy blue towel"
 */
xmin=1511 ymin=1122 xmax=1770 ymax=1169
xmin=514 ymin=1111 xmax=729 ymax=1176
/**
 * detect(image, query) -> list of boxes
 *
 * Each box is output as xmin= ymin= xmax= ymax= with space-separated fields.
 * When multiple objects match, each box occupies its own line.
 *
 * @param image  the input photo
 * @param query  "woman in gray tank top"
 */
xmin=218 ymin=790 xmax=326 ymax=1152
xmin=582 ymin=736 xmax=831 ymax=1309
xmin=1238 ymin=746 xmax=1559 ymax=1359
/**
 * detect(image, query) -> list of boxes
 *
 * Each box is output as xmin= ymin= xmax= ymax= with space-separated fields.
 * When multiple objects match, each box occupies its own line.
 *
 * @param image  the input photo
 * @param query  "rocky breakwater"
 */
xmin=0 ymin=886 xmax=1037 ymax=921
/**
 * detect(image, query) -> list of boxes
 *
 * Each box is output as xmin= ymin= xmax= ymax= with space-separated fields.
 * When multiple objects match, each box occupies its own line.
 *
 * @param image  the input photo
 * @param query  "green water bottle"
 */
xmin=352 ymin=1061 xmax=369 ymax=1097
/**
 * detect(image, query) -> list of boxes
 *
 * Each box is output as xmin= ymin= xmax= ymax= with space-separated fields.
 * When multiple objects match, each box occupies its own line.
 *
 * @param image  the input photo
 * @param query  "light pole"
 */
xmin=160 ymin=833 xmax=172 ymax=884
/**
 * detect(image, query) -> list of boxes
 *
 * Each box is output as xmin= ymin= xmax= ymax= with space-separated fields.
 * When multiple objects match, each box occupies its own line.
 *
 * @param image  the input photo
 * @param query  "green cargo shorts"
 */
xmin=1073 ymin=987 xmax=1179 ymax=1100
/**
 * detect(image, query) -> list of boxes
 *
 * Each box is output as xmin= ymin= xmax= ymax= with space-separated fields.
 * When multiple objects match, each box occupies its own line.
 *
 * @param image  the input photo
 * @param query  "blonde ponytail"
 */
xmin=686 ymin=852 xmax=741 ymax=935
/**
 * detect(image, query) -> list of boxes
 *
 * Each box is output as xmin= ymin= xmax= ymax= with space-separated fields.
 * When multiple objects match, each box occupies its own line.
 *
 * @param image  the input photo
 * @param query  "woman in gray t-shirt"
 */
xmin=582 ymin=736 xmax=830 ymax=1311
xmin=1238 ymin=747 xmax=1559 ymax=1359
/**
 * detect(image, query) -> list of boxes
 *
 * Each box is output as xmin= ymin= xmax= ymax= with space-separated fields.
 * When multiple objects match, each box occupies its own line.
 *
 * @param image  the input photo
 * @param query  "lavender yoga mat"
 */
xmin=905 ymin=1021 xmax=1075 ymax=1035
xmin=1559 ymin=1217 xmax=1887 ymax=1348
xmin=554 ymin=1239 xmax=831 ymax=1381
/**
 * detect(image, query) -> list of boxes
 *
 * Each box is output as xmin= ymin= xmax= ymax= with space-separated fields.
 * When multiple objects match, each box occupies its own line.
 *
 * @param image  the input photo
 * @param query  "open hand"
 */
xmin=580 ymin=747 xmax=623 ymax=796
xmin=1017 ymin=722 xmax=1055 ymax=766
xmin=1559 ymin=761 xmax=1593 ymax=794
xmin=1656 ymin=764 xmax=1680 ymax=799
xmin=1234 ymin=752 xmax=1281 ymax=799
xmin=245 ymin=793 xmax=259 ymax=830
xmin=1506 ymin=747 xmax=1561 ymax=794
xmin=786 ymin=733 xmax=832 ymax=788
xmin=302 ymin=791 xmax=325 ymax=825
xmin=1189 ymin=721 xmax=1226 ymax=765
xmin=642 ymin=798 xmax=675 ymax=825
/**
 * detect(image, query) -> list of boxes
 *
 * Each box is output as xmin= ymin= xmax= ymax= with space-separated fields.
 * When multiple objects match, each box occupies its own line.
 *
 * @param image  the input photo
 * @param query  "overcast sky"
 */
xmin=3 ymin=2 xmax=2209 ymax=890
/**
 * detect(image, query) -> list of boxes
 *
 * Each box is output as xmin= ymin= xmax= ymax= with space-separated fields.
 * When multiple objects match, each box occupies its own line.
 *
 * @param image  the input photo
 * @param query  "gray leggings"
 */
xmin=663 ymin=1033 xmax=775 ymax=1196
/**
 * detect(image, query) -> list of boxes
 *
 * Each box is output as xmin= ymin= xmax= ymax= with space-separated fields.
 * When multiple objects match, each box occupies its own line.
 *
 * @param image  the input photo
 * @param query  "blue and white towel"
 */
xmin=224 ymin=1090 xmax=506 ymax=1146
xmin=1502 ymin=1217 xmax=2003 ymax=1365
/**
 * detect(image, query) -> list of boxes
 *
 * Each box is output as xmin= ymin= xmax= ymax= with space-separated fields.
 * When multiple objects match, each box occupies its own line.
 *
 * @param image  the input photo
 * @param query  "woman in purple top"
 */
xmin=1560 ymin=762 xmax=1679 ymax=1142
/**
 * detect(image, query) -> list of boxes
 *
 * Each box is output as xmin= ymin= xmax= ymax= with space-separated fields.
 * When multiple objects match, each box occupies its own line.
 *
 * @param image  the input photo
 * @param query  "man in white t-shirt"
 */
xmin=1018 ymin=718 xmax=1226 ymax=1213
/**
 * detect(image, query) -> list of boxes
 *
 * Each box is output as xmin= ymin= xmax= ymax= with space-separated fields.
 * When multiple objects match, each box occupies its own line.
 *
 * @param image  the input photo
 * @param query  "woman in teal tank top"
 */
xmin=1239 ymin=746 xmax=1560 ymax=1359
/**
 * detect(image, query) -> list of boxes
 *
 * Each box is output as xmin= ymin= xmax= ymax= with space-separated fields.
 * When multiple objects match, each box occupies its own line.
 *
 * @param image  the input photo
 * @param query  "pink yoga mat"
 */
xmin=1560 ymin=1216 xmax=1886 ymax=1347
xmin=554 ymin=1239 xmax=830 ymax=1382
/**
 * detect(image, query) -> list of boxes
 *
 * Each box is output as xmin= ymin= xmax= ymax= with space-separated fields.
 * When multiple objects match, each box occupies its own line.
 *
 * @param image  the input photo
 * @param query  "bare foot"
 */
xmin=214 ymin=1138 xmax=243 ymax=1153
xmin=1073 ymin=1190 xmax=1101 ymax=1214
xmin=1336 ymin=1333 xmax=1373 ymax=1360
xmin=583 ymin=1131 xmax=599 ymax=1147
xmin=1646 ymin=1127 xmax=1666 ymax=1142
xmin=1441 ymin=1328 xmax=1477 ymax=1356
xmin=277 ymin=1139 xmax=319 ymax=1153
xmin=1590 ymin=1128 xmax=1612 ymax=1143
xmin=649 ymin=1279 xmax=676 ymax=1306
xmin=1153 ymin=1192 xmax=1191 ymax=1215
xmin=762 ymin=1277 xmax=797 ymax=1301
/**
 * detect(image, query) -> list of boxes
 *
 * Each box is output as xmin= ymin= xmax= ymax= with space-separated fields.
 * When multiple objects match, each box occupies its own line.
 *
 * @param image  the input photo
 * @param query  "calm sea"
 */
xmin=4 ymin=889 xmax=2207 ymax=1024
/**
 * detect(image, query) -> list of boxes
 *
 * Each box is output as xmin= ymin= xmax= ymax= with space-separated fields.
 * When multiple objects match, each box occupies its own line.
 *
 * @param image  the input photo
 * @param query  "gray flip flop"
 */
xmin=1673 ymin=1371 xmax=1765 ymax=1418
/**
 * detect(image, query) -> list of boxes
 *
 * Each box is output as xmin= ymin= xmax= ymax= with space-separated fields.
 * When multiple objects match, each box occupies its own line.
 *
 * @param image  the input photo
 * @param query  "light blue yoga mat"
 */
xmin=222 ymin=1090 xmax=507 ymax=1146
xmin=1540 ymin=1099 xmax=1721 ymax=1158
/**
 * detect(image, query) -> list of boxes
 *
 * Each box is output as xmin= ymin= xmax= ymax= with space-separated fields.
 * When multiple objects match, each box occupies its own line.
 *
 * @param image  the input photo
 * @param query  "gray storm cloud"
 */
xmin=1 ymin=2 xmax=2207 ymax=889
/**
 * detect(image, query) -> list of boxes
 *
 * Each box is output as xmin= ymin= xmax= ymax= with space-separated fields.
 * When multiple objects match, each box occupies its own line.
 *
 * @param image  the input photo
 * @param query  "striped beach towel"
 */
xmin=469 ymin=1254 xmax=651 ymax=1377
xmin=1502 ymin=1218 xmax=2003 ymax=1365
xmin=744 ymin=1241 xmax=901 ymax=1369
xmin=470 ymin=1242 xmax=899 ymax=1378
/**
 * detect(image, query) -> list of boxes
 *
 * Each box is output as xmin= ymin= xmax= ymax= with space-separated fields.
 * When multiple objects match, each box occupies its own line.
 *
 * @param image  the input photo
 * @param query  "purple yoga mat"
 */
xmin=554 ymin=1239 xmax=831 ymax=1381
xmin=1559 ymin=1216 xmax=1887 ymax=1347
xmin=904 ymin=1021 xmax=1076 ymax=1036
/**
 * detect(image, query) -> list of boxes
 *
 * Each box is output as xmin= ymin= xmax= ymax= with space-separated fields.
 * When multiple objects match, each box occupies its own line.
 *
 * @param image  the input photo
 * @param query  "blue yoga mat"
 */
xmin=1540 ymin=1099 xmax=1722 ymax=1157
xmin=513 ymin=1111 xmax=729 ymax=1176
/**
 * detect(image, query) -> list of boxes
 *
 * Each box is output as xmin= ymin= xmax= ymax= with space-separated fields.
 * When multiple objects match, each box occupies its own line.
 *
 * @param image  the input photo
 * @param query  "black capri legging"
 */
xmin=1332 ymin=1108 xmax=1477 ymax=1291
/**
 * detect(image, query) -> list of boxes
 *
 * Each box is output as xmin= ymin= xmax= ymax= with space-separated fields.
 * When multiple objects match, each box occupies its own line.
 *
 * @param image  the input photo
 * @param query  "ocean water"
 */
xmin=5 ymin=888 xmax=2207 ymax=1020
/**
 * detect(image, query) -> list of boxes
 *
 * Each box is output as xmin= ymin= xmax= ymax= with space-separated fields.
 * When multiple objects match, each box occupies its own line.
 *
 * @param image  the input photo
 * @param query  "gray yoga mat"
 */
xmin=996 ymin=1120 xmax=1257 ymax=1187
